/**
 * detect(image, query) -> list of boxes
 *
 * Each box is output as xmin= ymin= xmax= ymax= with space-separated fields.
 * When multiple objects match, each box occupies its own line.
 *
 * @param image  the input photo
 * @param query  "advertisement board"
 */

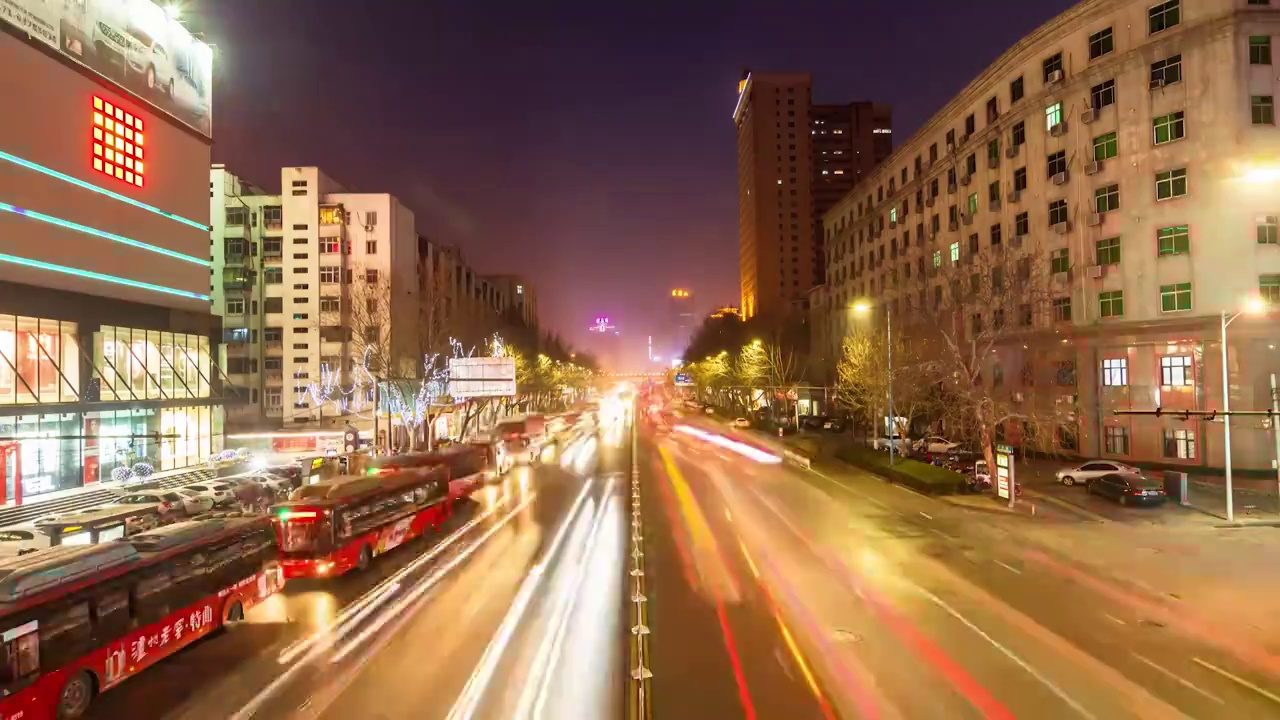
xmin=448 ymin=357 xmax=517 ymax=399
xmin=1 ymin=0 xmax=213 ymax=137
xmin=995 ymin=444 xmax=1014 ymax=501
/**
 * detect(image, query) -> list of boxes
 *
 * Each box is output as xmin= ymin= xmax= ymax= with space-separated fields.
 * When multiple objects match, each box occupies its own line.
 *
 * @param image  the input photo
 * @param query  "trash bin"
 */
xmin=1163 ymin=470 xmax=1187 ymax=505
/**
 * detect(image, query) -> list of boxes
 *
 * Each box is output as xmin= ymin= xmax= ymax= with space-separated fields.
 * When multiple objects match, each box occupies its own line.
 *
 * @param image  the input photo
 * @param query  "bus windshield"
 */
xmin=277 ymin=514 xmax=332 ymax=554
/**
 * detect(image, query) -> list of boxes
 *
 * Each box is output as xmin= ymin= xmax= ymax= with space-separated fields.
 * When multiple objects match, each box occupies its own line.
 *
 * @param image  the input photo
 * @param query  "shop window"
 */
xmin=0 ymin=316 xmax=79 ymax=405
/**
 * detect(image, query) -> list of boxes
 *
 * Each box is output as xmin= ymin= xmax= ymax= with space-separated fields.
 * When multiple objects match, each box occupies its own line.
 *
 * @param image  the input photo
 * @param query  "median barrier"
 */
xmin=834 ymin=445 xmax=965 ymax=495
xmin=782 ymin=449 xmax=812 ymax=470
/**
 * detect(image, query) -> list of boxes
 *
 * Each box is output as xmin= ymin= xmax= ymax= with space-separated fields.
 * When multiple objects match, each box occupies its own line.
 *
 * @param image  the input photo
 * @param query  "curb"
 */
xmin=1020 ymin=488 xmax=1110 ymax=523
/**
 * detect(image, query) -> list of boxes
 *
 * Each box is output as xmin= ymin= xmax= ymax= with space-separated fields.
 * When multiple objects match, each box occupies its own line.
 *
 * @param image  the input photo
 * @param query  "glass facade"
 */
xmin=0 ymin=319 xmax=225 ymax=501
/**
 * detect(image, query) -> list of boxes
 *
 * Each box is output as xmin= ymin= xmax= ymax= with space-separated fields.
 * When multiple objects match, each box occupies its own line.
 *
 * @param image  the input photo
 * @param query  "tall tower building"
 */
xmin=734 ymin=71 xmax=890 ymax=319
xmin=669 ymin=288 xmax=695 ymax=360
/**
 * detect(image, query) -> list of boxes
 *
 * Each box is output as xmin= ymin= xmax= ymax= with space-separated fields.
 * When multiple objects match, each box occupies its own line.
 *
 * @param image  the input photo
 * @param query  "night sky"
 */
xmin=194 ymin=0 xmax=1075 ymax=359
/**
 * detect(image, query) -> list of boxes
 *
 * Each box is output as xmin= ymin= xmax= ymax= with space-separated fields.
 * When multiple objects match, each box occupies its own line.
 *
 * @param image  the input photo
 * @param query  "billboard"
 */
xmin=448 ymin=357 xmax=517 ymax=399
xmin=1 ymin=0 xmax=213 ymax=137
xmin=674 ymin=372 xmax=694 ymax=387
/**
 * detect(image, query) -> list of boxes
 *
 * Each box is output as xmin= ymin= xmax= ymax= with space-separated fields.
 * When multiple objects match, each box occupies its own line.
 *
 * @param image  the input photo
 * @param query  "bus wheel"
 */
xmin=56 ymin=670 xmax=95 ymax=719
xmin=356 ymin=545 xmax=372 ymax=571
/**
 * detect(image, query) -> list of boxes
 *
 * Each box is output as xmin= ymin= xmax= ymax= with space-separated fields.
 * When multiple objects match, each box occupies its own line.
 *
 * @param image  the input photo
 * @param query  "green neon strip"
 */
xmin=0 ymin=253 xmax=210 ymax=301
xmin=0 ymin=202 xmax=208 ymax=267
xmin=0 ymin=149 xmax=209 ymax=231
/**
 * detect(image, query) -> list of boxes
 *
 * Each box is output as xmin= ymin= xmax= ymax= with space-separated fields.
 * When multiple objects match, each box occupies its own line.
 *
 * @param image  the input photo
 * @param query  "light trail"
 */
xmin=672 ymin=424 xmax=781 ymax=464
xmin=445 ymin=477 xmax=599 ymax=720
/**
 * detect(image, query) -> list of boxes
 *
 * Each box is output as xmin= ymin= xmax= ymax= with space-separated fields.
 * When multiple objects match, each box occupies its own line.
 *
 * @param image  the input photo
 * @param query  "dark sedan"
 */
xmin=1086 ymin=472 xmax=1168 ymax=506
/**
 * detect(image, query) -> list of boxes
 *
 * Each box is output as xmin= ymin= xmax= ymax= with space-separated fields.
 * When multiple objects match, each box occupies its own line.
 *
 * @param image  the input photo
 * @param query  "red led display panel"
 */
xmin=91 ymin=96 xmax=144 ymax=188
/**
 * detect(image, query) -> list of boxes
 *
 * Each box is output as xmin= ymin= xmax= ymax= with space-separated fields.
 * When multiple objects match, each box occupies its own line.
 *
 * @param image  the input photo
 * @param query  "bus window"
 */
xmin=169 ymin=552 xmax=210 ymax=609
xmin=132 ymin=569 xmax=174 ymax=626
xmin=92 ymin=589 xmax=131 ymax=640
xmin=40 ymin=603 xmax=91 ymax=670
xmin=0 ymin=623 xmax=39 ymax=687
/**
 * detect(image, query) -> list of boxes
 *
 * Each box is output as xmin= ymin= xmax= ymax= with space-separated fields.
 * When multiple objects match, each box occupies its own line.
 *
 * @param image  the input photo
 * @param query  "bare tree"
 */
xmin=834 ymin=328 xmax=938 ymax=437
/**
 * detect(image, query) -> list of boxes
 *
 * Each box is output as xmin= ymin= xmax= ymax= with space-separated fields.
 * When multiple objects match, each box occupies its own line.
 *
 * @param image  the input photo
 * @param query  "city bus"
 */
xmin=365 ymin=446 xmax=495 ymax=498
xmin=0 ymin=514 xmax=282 ymax=720
xmin=271 ymin=464 xmax=452 ymax=579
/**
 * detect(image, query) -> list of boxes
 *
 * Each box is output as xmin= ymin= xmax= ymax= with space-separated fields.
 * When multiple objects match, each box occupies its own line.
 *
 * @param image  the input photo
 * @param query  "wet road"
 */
xmin=637 ymin=417 xmax=1280 ymax=719
xmin=90 ymin=418 xmax=632 ymax=720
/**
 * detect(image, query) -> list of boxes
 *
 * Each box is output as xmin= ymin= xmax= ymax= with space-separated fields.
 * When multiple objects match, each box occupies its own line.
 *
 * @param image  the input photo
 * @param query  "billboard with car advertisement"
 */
xmin=0 ymin=0 xmax=213 ymax=137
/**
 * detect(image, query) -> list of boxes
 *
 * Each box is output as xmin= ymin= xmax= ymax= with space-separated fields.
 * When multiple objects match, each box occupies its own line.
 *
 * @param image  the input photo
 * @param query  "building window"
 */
xmin=1258 ymin=215 xmax=1279 ymax=244
xmin=1045 ymin=102 xmax=1063 ymax=130
xmin=964 ymin=114 xmax=976 ymax=136
xmin=1157 ymin=225 xmax=1190 ymax=255
xmin=1089 ymin=80 xmax=1116 ymax=110
xmin=1151 ymin=54 xmax=1182 ymax=86
xmin=1013 ymin=167 xmax=1027 ymax=191
xmin=1099 ymin=290 xmax=1124 ymax=318
xmin=1251 ymin=36 xmax=1272 ymax=65
xmin=225 ymin=207 xmax=246 ymax=226
xmin=319 ymin=297 xmax=340 ymax=312
xmin=1104 ymin=426 xmax=1129 ymax=455
xmin=1252 ymin=96 xmax=1274 ymax=125
xmin=1089 ymin=27 xmax=1114 ymax=59
xmin=1260 ymin=274 xmax=1280 ymax=303
xmin=1010 ymin=76 xmax=1024 ymax=103
xmin=264 ymin=267 xmax=282 ymax=284
xmin=1015 ymin=212 xmax=1029 ymax=236
xmin=225 ymin=299 xmax=245 ymax=315
xmin=1160 ymin=282 xmax=1192 ymax=312
xmin=1148 ymin=0 xmax=1180 ymax=35
xmin=320 ymin=239 xmax=339 ymax=254
xmin=1153 ymin=111 xmax=1185 ymax=144
xmin=1053 ymin=297 xmax=1072 ymax=322
xmin=949 ymin=242 xmax=960 ymax=263
xmin=1093 ymin=131 xmax=1117 ymax=161
xmin=1161 ymin=355 xmax=1192 ymax=386
xmin=366 ymin=240 xmax=378 ymax=254
xmin=1043 ymin=53 xmax=1063 ymax=82
xmin=1096 ymin=237 xmax=1121 ymax=265
xmin=1163 ymin=429 xmax=1196 ymax=459
xmin=1094 ymin=184 xmax=1120 ymax=213
xmin=932 ymin=250 xmax=942 ymax=269
xmin=319 ymin=206 xmax=343 ymax=225
xmin=266 ymin=389 xmax=282 ymax=409
xmin=319 ymin=266 xmax=342 ymax=284
xmin=1102 ymin=358 xmax=1128 ymax=386
xmin=990 ymin=224 xmax=1002 ymax=247
xmin=365 ymin=269 xmax=380 ymax=283
xmin=1047 ymin=150 xmax=1067 ymax=177
xmin=1155 ymin=168 xmax=1187 ymax=200
xmin=1048 ymin=200 xmax=1068 ymax=225
xmin=966 ymin=193 xmax=978 ymax=215
xmin=1050 ymin=248 xmax=1070 ymax=274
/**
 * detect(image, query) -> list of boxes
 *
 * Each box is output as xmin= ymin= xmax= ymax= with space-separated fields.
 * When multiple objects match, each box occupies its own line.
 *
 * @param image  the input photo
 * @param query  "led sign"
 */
xmin=91 ymin=96 xmax=144 ymax=188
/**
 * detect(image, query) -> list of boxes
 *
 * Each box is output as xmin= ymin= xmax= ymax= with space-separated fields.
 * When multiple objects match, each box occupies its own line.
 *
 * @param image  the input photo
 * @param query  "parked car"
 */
xmin=0 ymin=527 xmax=53 ymax=556
xmin=800 ymin=415 xmax=829 ymax=430
xmin=1055 ymin=460 xmax=1139 ymax=487
xmin=182 ymin=481 xmax=237 ymax=507
xmin=873 ymin=434 xmax=910 ymax=452
xmin=171 ymin=488 xmax=215 ymax=514
xmin=822 ymin=417 xmax=847 ymax=432
xmin=114 ymin=491 xmax=197 ymax=521
xmin=914 ymin=436 xmax=961 ymax=455
xmin=245 ymin=472 xmax=294 ymax=497
xmin=263 ymin=464 xmax=306 ymax=489
xmin=1086 ymin=472 xmax=1167 ymax=506
xmin=732 ymin=417 xmax=751 ymax=429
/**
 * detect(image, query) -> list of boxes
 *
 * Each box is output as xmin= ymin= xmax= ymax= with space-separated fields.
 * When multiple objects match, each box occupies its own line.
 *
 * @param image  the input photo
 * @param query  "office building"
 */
xmin=816 ymin=0 xmax=1280 ymax=470
xmin=669 ymin=288 xmax=695 ymax=361
xmin=0 ymin=21 xmax=226 ymax=501
xmin=734 ymin=71 xmax=890 ymax=319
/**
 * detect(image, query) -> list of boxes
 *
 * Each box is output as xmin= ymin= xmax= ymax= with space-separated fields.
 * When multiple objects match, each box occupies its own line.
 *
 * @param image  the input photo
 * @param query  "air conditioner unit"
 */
xmin=948 ymin=183 xmax=958 ymax=194
xmin=1048 ymin=69 xmax=1064 ymax=85
xmin=960 ymin=174 xmax=972 ymax=187
xmin=1006 ymin=144 xmax=1020 ymax=159
xmin=1007 ymin=189 xmax=1021 ymax=203
xmin=1149 ymin=77 xmax=1166 ymax=91
xmin=989 ymin=198 xmax=1001 ymax=212
xmin=926 ymin=197 xmax=936 ymax=208
xmin=1053 ymin=221 xmax=1071 ymax=234
xmin=1052 ymin=171 xmax=1069 ymax=185
xmin=1085 ymin=160 xmax=1102 ymax=175
xmin=988 ymin=154 xmax=1000 ymax=169
xmin=1086 ymin=265 xmax=1105 ymax=279
xmin=1086 ymin=212 xmax=1103 ymax=227
xmin=1081 ymin=109 xmax=1097 ymax=125
xmin=1049 ymin=122 xmax=1068 ymax=137
xmin=962 ymin=213 xmax=973 ymax=226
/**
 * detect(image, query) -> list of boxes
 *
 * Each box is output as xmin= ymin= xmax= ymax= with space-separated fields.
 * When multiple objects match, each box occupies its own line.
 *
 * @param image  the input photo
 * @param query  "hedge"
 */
xmin=834 ymin=445 xmax=966 ymax=495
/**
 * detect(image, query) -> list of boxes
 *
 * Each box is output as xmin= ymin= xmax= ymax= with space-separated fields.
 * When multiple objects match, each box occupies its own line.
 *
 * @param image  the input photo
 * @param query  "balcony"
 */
xmin=264 ymin=370 xmax=284 ymax=386
xmin=223 ymin=223 xmax=250 ymax=241
xmin=222 ymin=269 xmax=254 ymax=291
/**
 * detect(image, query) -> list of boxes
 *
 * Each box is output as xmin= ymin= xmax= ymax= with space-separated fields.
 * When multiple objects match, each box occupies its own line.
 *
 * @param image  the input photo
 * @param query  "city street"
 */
xmin=636 ymin=414 xmax=1280 ymax=718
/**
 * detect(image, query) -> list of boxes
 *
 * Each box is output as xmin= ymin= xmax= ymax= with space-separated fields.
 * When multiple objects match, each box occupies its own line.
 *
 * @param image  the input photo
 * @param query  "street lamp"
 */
xmin=1221 ymin=296 xmax=1267 ymax=523
xmin=852 ymin=301 xmax=895 ymax=465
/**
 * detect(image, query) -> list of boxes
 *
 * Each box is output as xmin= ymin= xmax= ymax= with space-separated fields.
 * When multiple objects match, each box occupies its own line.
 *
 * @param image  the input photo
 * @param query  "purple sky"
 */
xmin=196 ymin=0 xmax=1074 ymax=358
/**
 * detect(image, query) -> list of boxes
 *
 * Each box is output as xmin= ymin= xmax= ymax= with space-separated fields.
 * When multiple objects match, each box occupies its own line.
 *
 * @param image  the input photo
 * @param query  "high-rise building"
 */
xmin=0 ymin=19 xmax=224 ymax=502
xmin=481 ymin=274 xmax=539 ymax=328
xmin=816 ymin=0 xmax=1280 ymax=470
xmin=669 ymin=288 xmax=695 ymax=361
xmin=734 ymin=71 xmax=891 ymax=319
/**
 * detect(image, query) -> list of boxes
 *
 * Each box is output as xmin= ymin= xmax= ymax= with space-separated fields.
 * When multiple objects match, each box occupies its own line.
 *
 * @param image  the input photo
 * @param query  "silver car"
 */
xmin=1055 ymin=460 xmax=1139 ymax=487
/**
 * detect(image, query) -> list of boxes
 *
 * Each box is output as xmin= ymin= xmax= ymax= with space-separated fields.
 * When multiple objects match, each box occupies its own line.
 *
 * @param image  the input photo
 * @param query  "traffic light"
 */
xmin=343 ymin=424 xmax=360 ymax=453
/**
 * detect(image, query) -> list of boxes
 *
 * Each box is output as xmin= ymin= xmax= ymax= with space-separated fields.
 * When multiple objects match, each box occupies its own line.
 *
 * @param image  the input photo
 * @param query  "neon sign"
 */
xmin=91 ymin=96 xmax=145 ymax=188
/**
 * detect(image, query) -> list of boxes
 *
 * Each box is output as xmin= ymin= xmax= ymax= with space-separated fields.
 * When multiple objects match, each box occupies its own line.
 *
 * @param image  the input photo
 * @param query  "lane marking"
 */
xmin=1192 ymin=657 xmax=1280 ymax=706
xmin=1104 ymin=614 xmax=1126 ymax=626
xmin=919 ymin=511 xmax=934 ymax=520
xmin=1132 ymin=654 xmax=1224 ymax=705
xmin=993 ymin=560 xmax=1022 ymax=576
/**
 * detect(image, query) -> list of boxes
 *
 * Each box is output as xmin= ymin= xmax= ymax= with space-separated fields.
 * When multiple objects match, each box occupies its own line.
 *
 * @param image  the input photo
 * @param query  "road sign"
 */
xmin=673 ymin=372 xmax=694 ymax=386
xmin=995 ymin=445 xmax=1015 ymax=500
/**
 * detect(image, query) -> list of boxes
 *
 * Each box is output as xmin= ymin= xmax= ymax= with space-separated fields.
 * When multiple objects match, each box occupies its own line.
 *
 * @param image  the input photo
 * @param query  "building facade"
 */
xmin=0 ymin=25 xmax=227 ymax=500
xmin=669 ymin=288 xmax=695 ymax=362
xmin=734 ymin=71 xmax=890 ymax=319
xmin=816 ymin=0 xmax=1280 ymax=470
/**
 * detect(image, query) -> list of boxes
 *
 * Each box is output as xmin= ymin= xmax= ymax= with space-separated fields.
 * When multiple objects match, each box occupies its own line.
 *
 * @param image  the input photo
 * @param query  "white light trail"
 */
xmin=673 ymin=424 xmax=782 ymax=464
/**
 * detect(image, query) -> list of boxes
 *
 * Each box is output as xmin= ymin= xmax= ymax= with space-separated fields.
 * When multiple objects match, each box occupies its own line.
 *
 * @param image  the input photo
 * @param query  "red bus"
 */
xmin=272 ymin=463 xmax=453 ymax=579
xmin=0 ymin=514 xmax=282 ymax=720
xmin=365 ymin=446 xmax=497 ymax=498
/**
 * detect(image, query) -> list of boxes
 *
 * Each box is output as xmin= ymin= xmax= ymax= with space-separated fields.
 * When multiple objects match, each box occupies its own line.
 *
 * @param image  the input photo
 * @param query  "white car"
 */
xmin=0 ymin=527 xmax=53 ymax=556
xmin=915 ymin=436 xmax=960 ymax=454
xmin=1055 ymin=461 xmax=1140 ymax=487
xmin=182 ymin=482 xmax=236 ymax=507
xmin=873 ymin=434 xmax=910 ymax=452
xmin=115 ymin=491 xmax=199 ymax=519
xmin=172 ymin=488 xmax=215 ymax=514
xmin=732 ymin=418 xmax=751 ymax=429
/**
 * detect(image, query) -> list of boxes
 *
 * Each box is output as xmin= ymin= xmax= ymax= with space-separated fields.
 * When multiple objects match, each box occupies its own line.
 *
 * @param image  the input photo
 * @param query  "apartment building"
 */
xmin=816 ymin=0 xmax=1280 ymax=470
xmin=211 ymin=168 xmax=539 ymax=429
xmin=734 ymin=71 xmax=890 ymax=319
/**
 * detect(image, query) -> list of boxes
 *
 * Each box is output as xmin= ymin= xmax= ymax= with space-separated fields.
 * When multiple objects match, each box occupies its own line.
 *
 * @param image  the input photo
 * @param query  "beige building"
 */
xmin=734 ymin=72 xmax=891 ymax=320
xmin=815 ymin=0 xmax=1280 ymax=471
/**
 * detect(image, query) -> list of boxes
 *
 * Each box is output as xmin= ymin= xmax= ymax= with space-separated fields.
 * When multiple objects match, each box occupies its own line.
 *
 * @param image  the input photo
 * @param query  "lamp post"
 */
xmin=1220 ymin=297 xmax=1267 ymax=523
xmin=853 ymin=301 xmax=895 ymax=466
